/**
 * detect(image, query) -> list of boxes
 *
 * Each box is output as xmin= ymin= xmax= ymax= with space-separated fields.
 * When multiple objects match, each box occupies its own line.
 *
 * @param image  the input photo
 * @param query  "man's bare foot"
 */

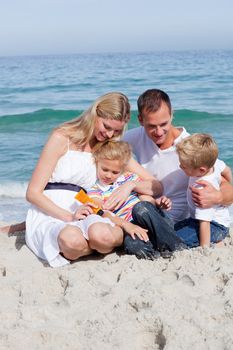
xmin=0 ymin=222 xmax=26 ymax=234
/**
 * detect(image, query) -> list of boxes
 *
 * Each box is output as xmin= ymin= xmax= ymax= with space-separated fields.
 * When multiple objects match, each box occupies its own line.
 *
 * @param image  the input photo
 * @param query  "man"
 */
xmin=123 ymin=89 xmax=233 ymax=256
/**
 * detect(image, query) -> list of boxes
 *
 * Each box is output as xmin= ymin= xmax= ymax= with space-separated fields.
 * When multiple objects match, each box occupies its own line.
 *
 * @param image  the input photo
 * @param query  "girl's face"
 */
xmin=96 ymin=158 xmax=123 ymax=185
xmin=94 ymin=117 xmax=126 ymax=141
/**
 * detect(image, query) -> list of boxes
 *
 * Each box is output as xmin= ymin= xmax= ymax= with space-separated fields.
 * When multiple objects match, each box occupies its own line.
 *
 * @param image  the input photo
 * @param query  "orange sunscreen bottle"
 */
xmin=75 ymin=189 xmax=104 ymax=216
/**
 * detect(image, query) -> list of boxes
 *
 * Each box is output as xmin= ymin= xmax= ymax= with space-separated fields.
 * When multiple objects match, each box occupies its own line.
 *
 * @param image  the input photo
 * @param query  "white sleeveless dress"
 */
xmin=25 ymin=150 xmax=113 ymax=267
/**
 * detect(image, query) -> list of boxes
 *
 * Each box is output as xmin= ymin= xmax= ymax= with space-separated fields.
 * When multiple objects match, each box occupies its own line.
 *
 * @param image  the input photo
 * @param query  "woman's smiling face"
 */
xmin=94 ymin=117 xmax=126 ymax=141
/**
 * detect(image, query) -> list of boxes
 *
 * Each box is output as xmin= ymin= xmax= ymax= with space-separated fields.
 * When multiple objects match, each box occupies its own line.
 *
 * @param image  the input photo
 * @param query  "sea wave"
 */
xmin=0 ymin=109 xmax=79 ymax=126
xmin=0 ymin=181 xmax=28 ymax=198
xmin=0 ymin=108 xmax=232 ymax=127
xmin=0 ymin=108 xmax=232 ymax=181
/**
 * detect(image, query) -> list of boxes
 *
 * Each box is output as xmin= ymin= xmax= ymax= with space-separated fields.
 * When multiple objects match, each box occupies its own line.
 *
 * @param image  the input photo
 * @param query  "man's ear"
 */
xmin=138 ymin=114 xmax=144 ymax=126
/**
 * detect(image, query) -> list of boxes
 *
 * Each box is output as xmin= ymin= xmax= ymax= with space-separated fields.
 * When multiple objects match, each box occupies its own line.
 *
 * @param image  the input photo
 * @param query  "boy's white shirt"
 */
xmin=187 ymin=159 xmax=230 ymax=227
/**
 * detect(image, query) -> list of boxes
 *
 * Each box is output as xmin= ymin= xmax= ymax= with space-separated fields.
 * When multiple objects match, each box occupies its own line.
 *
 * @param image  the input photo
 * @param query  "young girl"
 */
xmin=87 ymin=140 xmax=182 ymax=258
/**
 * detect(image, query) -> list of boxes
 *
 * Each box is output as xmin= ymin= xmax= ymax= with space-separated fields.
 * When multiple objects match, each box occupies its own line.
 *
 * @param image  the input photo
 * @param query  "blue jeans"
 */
xmin=124 ymin=201 xmax=186 ymax=258
xmin=174 ymin=217 xmax=229 ymax=248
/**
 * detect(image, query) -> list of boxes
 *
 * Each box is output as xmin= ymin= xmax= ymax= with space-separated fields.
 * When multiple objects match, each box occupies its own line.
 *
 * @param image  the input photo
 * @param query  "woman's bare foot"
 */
xmin=0 ymin=222 xmax=26 ymax=234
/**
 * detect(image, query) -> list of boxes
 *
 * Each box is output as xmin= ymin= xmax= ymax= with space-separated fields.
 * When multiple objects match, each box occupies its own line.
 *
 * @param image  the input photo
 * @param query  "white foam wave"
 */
xmin=0 ymin=181 xmax=28 ymax=198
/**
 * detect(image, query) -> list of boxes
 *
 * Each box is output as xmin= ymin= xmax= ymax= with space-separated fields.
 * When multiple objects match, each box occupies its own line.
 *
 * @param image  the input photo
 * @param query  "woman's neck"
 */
xmin=84 ymin=137 xmax=98 ymax=152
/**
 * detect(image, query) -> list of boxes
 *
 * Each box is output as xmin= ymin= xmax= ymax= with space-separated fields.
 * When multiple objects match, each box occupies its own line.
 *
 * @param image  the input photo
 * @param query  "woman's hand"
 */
xmin=155 ymin=196 xmax=172 ymax=210
xmin=122 ymin=221 xmax=149 ymax=241
xmin=103 ymin=182 xmax=135 ymax=211
xmin=73 ymin=203 xmax=96 ymax=220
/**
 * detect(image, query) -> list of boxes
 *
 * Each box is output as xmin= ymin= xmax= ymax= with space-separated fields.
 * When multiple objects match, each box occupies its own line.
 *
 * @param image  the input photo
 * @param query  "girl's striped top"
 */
xmin=87 ymin=172 xmax=141 ymax=221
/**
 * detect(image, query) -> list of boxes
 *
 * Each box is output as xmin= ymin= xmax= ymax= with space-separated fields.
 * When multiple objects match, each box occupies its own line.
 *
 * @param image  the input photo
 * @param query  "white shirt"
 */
xmin=188 ymin=159 xmax=230 ymax=227
xmin=123 ymin=126 xmax=190 ymax=222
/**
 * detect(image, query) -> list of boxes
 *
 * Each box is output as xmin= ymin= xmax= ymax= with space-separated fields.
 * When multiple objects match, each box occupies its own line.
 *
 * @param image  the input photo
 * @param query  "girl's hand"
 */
xmin=156 ymin=196 xmax=172 ymax=210
xmin=103 ymin=182 xmax=135 ymax=211
xmin=122 ymin=221 xmax=149 ymax=241
xmin=73 ymin=203 xmax=96 ymax=220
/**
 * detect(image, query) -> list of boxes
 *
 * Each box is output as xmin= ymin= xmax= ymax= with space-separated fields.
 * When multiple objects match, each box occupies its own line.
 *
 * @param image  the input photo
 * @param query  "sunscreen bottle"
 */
xmin=75 ymin=189 xmax=104 ymax=216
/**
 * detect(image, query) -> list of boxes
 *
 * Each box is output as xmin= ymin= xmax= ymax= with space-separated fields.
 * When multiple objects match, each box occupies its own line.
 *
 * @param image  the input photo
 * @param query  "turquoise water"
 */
xmin=0 ymin=50 xmax=233 ymax=221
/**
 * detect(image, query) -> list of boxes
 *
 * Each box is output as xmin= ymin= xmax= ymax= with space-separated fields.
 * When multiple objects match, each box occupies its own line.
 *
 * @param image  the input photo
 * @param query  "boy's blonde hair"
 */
xmin=93 ymin=140 xmax=132 ymax=168
xmin=57 ymin=92 xmax=130 ymax=147
xmin=176 ymin=133 xmax=218 ymax=169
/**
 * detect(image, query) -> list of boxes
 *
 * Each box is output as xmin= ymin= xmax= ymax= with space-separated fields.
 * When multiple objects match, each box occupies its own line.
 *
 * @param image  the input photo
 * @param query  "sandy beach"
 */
xmin=1 ymin=222 xmax=233 ymax=350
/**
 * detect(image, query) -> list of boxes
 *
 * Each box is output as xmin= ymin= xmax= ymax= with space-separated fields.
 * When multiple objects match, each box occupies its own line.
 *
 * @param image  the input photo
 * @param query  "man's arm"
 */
xmin=126 ymin=157 xmax=163 ymax=196
xmin=191 ymin=177 xmax=233 ymax=208
xmin=221 ymin=166 xmax=232 ymax=183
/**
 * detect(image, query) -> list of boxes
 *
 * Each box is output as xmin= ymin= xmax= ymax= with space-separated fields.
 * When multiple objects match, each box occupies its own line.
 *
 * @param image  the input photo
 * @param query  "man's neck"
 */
xmin=158 ymin=126 xmax=182 ymax=150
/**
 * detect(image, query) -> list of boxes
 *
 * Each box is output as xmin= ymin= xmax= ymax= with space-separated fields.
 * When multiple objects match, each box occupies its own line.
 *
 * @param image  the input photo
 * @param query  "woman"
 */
xmin=24 ymin=92 xmax=133 ymax=267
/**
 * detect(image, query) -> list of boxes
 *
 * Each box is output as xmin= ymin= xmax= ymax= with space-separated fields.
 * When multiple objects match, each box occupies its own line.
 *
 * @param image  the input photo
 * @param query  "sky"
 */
xmin=0 ymin=0 xmax=233 ymax=56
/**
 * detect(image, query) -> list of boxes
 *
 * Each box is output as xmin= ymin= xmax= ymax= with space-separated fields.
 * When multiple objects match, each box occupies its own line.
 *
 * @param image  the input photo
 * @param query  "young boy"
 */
xmin=87 ymin=140 xmax=172 ymax=258
xmin=176 ymin=133 xmax=232 ymax=248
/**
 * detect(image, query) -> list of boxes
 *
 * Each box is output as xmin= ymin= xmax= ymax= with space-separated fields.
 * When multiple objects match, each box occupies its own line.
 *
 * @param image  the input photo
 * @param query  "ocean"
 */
xmin=0 ymin=50 xmax=233 ymax=222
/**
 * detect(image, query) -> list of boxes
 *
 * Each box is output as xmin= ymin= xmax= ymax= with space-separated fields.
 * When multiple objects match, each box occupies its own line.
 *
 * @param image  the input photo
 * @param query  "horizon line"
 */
xmin=1 ymin=48 xmax=233 ymax=59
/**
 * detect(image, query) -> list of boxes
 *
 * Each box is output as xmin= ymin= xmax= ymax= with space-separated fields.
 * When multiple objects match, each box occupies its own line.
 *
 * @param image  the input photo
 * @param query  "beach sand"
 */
xmin=1 ymin=222 xmax=233 ymax=350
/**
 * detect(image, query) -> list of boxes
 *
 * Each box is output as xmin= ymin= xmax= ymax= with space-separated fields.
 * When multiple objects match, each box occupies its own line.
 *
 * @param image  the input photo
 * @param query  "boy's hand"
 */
xmin=73 ymin=203 xmax=96 ymax=220
xmin=122 ymin=222 xmax=149 ymax=241
xmin=155 ymin=196 xmax=172 ymax=210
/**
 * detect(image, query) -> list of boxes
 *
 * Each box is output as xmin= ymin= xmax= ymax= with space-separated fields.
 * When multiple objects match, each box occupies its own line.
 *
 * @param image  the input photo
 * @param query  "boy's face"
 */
xmin=96 ymin=158 xmax=123 ymax=185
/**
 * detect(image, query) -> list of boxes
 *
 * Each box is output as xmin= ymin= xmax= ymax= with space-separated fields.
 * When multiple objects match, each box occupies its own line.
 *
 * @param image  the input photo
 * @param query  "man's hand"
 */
xmin=191 ymin=180 xmax=222 ymax=208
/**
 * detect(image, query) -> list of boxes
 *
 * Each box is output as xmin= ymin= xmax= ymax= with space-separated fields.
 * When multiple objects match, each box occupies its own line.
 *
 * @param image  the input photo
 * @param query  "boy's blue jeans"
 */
xmin=174 ymin=217 xmax=229 ymax=248
xmin=124 ymin=201 xmax=186 ymax=258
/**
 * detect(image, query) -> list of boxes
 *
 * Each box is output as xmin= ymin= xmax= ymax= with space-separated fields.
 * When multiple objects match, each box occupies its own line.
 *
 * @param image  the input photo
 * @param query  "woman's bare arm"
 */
xmin=26 ymin=130 xmax=75 ymax=222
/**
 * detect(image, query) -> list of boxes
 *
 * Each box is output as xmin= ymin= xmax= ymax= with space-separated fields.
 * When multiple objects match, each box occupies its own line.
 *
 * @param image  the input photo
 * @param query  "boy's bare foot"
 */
xmin=215 ymin=240 xmax=224 ymax=247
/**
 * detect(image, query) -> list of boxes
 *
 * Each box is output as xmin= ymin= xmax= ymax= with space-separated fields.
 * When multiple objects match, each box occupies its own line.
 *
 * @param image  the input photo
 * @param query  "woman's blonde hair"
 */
xmin=57 ymin=92 xmax=130 ymax=147
xmin=93 ymin=140 xmax=132 ymax=168
xmin=176 ymin=133 xmax=218 ymax=169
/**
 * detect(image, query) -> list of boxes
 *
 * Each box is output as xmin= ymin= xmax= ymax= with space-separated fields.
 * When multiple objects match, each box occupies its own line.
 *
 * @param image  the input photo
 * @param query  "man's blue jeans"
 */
xmin=124 ymin=201 xmax=186 ymax=258
xmin=174 ymin=217 xmax=229 ymax=248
